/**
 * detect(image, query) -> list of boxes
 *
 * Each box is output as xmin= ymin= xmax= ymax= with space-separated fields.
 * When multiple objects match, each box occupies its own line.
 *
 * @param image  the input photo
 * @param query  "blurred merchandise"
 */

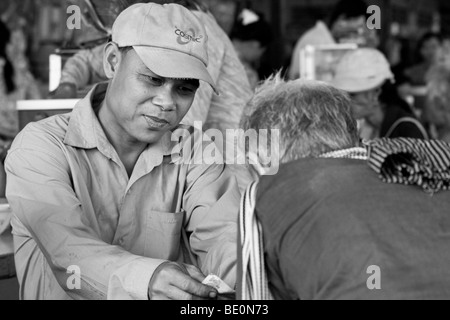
xmin=300 ymin=43 xmax=357 ymax=82
xmin=16 ymin=99 xmax=78 ymax=131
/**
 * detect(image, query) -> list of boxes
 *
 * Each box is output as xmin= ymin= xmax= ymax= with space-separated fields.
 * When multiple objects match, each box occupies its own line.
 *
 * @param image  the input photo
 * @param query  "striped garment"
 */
xmin=367 ymin=138 xmax=450 ymax=194
xmin=239 ymin=181 xmax=274 ymax=300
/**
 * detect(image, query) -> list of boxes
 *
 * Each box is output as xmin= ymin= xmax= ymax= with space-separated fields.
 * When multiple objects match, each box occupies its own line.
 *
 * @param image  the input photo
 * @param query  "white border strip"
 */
xmin=17 ymin=99 xmax=80 ymax=111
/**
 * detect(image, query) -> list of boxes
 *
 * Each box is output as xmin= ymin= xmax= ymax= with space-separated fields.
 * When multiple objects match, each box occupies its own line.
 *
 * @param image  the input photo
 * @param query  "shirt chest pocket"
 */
xmin=144 ymin=210 xmax=185 ymax=260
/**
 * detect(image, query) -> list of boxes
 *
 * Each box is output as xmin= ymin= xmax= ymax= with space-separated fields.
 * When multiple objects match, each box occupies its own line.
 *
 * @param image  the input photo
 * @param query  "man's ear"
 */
xmin=103 ymin=42 xmax=122 ymax=79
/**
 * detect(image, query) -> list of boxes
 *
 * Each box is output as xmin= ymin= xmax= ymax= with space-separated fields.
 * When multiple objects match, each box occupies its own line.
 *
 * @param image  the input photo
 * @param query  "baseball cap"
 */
xmin=112 ymin=3 xmax=217 ymax=92
xmin=330 ymin=48 xmax=394 ymax=93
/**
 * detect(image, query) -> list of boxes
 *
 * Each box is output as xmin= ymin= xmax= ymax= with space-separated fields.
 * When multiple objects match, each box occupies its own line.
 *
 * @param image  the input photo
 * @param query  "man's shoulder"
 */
xmin=10 ymin=113 xmax=71 ymax=151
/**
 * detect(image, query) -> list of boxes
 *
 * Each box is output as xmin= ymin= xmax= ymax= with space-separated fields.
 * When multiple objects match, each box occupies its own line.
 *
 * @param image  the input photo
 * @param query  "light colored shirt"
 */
xmin=59 ymin=44 xmax=106 ymax=92
xmin=5 ymin=83 xmax=240 ymax=300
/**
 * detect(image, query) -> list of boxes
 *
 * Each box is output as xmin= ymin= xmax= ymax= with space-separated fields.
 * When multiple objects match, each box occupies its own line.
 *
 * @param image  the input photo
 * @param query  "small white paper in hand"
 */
xmin=202 ymin=275 xmax=235 ymax=294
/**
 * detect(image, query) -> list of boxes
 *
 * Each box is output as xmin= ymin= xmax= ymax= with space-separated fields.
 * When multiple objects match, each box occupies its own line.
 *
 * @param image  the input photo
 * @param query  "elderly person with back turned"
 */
xmin=238 ymin=76 xmax=450 ymax=300
xmin=6 ymin=3 xmax=240 ymax=300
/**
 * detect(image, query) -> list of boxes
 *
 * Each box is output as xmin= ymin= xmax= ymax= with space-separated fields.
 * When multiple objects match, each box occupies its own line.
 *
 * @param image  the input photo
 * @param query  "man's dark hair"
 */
xmin=0 ymin=20 xmax=15 ymax=94
xmin=415 ymin=32 xmax=443 ymax=63
xmin=329 ymin=0 xmax=369 ymax=29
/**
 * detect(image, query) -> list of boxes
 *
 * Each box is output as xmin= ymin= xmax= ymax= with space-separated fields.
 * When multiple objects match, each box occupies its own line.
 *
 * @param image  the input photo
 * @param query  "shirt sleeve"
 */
xmin=5 ymin=128 xmax=166 ymax=300
xmin=181 ymin=139 xmax=241 ymax=289
xmin=60 ymin=44 xmax=106 ymax=89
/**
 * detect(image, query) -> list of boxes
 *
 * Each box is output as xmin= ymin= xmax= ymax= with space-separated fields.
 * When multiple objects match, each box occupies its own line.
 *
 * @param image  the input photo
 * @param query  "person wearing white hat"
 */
xmin=331 ymin=48 xmax=428 ymax=140
xmin=5 ymin=3 xmax=240 ymax=300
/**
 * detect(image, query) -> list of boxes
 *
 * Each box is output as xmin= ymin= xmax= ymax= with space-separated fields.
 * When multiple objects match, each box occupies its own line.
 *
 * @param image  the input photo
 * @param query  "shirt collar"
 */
xmin=64 ymin=83 xmax=108 ymax=150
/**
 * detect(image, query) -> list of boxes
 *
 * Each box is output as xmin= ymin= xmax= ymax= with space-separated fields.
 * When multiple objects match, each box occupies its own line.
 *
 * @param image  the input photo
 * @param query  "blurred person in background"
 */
xmin=0 ymin=20 xmax=41 ymax=145
xmin=204 ymin=0 xmax=239 ymax=36
xmin=0 ymin=20 xmax=15 ymax=200
xmin=231 ymin=9 xmax=273 ymax=90
xmin=397 ymin=32 xmax=443 ymax=120
xmin=331 ymin=48 xmax=428 ymax=140
xmin=52 ymin=0 xmax=130 ymax=99
xmin=441 ymin=35 xmax=450 ymax=68
xmin=426 ymin=67 xmax=450 ymax=143
xmin=289 ymin=0 xmax=379 ymax=80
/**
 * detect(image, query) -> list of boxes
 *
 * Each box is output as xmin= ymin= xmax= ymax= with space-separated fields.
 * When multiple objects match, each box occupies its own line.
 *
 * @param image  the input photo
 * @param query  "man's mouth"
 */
xmin=144 ymin=115 xmax=170 ymax=128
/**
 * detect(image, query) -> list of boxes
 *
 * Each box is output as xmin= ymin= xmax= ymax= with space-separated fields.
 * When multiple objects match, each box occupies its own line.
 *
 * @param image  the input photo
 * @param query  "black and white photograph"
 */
xmin=1 ymin=0 xmax=450 ymax=306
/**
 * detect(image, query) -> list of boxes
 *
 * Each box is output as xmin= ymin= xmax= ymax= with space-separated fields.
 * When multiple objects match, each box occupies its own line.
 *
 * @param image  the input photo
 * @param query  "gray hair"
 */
xmin=241 ymin=75 xmax=359 ymax=163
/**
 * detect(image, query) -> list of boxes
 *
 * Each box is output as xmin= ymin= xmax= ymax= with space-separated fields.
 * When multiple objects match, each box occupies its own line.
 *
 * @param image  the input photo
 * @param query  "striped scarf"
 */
xmin=367 ymin=138 xmax=450 ymax=194
xmin=239 ymin=181 xmax=274 ymax=300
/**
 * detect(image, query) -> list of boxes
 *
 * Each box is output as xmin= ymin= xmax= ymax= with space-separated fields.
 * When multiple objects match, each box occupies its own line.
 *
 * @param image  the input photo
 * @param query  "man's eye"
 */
xmin=148 ymin=77 xmax=164 ymax=85
xmin=141 ymin=75 xmax=163 ymax=86
xmin=178 ymin=86 xmax=197 ymax=95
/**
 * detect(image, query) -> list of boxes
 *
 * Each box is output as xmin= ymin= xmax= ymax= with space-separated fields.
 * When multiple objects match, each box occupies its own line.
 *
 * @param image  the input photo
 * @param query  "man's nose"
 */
xmin=153 ymin=84 xmax=176 ymax=111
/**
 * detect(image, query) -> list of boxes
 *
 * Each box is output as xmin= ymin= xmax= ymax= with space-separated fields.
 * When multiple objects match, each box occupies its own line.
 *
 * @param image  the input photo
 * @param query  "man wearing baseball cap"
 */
xmin=5 ymin=3 xmax=240 ymax=300
xmin=331 ymin=48 xmax=428 ymax=140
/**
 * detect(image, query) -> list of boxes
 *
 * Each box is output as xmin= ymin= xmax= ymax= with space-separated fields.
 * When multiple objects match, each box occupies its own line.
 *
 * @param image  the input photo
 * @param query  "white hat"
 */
xmin=331 ymin=48 xmax=394 ymax=93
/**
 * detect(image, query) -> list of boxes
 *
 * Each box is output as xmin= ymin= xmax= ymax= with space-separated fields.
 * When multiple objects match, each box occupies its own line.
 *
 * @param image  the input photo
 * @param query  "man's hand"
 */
xmin=148 ymin=262 xmax=218 ymax=300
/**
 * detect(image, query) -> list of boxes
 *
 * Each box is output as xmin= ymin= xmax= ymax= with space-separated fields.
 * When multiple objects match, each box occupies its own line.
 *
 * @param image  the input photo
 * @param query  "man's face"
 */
xmin=105 ymin=49 xmax=199 ymax=145
xmin=209 ymin=0 xmax=238 ymax=34
xmin=421 ymin=38 xmax=442 ymax=64
xmin=349 ymin=89 xmax=381 ymax=125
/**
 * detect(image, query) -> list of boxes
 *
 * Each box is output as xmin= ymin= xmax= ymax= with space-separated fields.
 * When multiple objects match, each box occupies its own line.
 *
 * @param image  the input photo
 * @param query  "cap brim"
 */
xmin=133 ymin=46 xmax=218 ymax=94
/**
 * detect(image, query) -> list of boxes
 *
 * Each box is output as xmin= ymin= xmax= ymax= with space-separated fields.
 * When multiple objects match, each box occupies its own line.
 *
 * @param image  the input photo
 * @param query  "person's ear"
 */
xmin=103 ymin=42 xmax=122 ymax=79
